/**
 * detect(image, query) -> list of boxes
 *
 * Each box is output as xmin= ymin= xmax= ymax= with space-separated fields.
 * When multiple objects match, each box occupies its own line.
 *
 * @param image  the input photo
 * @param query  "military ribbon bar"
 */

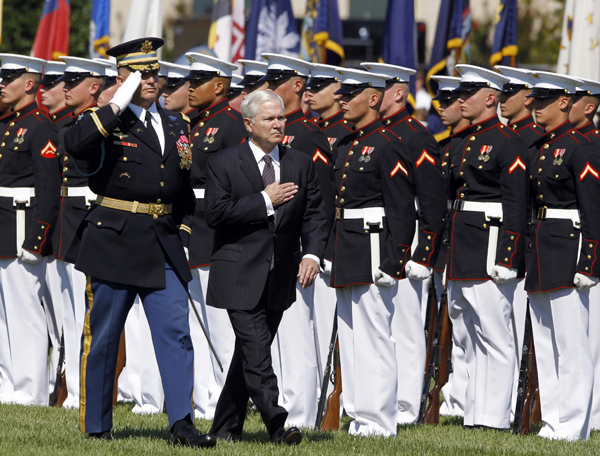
xmin=480 ymin=145 xmax=493 ymax=154
xmin=282 ymin=136 xmax=295 ymax=145
xmin=206 ymin=128 xmax=219 ymax=136
xmin=328 ymin=137 xmax=337 ymax=145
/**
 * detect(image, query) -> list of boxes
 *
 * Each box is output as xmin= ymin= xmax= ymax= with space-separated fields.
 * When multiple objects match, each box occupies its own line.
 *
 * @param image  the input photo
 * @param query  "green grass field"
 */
xmin=0 ymin=402 xmax=598 ymax=455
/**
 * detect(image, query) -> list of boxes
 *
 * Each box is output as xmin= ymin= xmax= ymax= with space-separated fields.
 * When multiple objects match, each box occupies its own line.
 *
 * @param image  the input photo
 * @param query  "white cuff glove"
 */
xmin=490 ymin=264 xmax=518 ymax=284
xmin=109 ymin=71 xmax=142 ymax=113
xmin=323 ymin=259 xmax=332 ymax=276
xmin=374 ymin=268 xmax=397 ymax=287
xmin=405 ymin=260 xmax=432 ymax=281
xmin=18 ymin=249 xmax=42 ymax=265
xmin=574 ymin=272 xmax=599 ymax=291
xmin=184 ymin=247 xmax=189 ymax=261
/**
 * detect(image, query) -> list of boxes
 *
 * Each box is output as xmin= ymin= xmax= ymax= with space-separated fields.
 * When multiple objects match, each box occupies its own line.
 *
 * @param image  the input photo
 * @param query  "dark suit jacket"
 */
xmin=205 ymin=142 xmax=328 ymax=311
xmin=63 ymin=105 xmax=195 ymax=288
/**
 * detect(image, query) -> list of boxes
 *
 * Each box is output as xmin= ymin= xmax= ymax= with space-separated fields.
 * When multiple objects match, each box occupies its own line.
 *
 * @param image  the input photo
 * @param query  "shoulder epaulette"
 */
xmin=181 ymin=112 xmax=190 ymax=123
xmin=84 ymin=107 xmax=100 ymax=113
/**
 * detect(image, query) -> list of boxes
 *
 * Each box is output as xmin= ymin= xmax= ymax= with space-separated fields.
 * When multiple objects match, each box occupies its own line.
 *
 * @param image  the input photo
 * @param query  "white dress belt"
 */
xmin=193 ymin=188 xmax=205 ymax=198
xmin=0 ymin=187 xmax=35 ymax=252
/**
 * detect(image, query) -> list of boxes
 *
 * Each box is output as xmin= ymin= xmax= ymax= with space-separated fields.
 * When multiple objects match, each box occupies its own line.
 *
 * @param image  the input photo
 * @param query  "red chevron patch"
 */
xmin=580 ymin=162 xmax=600 ymax=181
xmin=508 ymin=156 xmax=526 ymax=174
xmin=390 ymin=160 xmax=408 ymax=178
xmin=41 ymin=140 xmax=57 ymax=158
xmin=416 ymin=149 xmax=436 ymax=167
xmin=313 ymin=150 xmax=329 ymax=165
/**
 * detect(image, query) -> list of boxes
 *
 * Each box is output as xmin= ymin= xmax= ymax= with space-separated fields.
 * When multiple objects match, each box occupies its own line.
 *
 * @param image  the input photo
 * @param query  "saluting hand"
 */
xmin=264 ymin=181 xmax=298 ymax=207
xmin=298 ymin=258 xmax=320 ymax=288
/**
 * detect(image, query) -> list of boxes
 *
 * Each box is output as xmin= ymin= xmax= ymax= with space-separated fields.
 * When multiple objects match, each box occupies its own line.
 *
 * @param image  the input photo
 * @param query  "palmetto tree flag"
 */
xmin=208 ymin=0 xmax=245 ymax=64
xmin=245 ymin=0 xmax=300 ymax=60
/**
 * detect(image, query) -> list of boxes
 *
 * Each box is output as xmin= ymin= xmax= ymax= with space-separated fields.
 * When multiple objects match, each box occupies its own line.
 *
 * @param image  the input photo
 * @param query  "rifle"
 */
xmin=423 ymin=278 xmax=438 ymax=373
xmin=513 ymin=301 xmax=539 ymax=435
xmin=49 ymin=330 xmax=67 ymax=407
xmin=315 ymin=313 xmax=339 ymax=430
xmin=321 ymin=339 xmax=342 ymax=431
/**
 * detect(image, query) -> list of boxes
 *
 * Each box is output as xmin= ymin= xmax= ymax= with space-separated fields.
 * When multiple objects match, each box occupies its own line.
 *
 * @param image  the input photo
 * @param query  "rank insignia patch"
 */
xmin=41 ymin=140 xmax=57 ymax=158
xmin=177 ymin=135 xmax=192 ymax=170
xmin=416 ymin=149 xmax=436 ymax=167
xmin=580 ymin=162 xmax=600 ymax=181
xmin=390 ymin=160 xmax=408 ymax=178
xmin=508 ymin=157 xmax=526 ymax=174
xmin=313 ymin=150 xmax=329 ymax=165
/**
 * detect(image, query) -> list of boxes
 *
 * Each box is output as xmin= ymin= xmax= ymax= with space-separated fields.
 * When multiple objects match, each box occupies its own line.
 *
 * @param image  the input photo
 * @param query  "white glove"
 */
xmin=18 ymin=249 xmax=42 ymax=265
xmin=490 ymin=264 xmax=518 ymax=284
xmin=322 ymin=259 xmax=332 ymax=276
xmin=184 ymin=247 xmax=189 ymax=261
xmin=574 ymin=272 xmax=599 ymax=291
xmin=405 ymin=260 xmax=432 ymax=281
xmin=109 ymin=71 xmax=142 ymax=113
xmin=374 ymin=268 xmax=397 ymax=287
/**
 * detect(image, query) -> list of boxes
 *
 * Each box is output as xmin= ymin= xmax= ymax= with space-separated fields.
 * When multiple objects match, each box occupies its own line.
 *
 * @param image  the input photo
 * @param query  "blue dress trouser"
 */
xmin=79 ymin=262 xmax=194 ymax=433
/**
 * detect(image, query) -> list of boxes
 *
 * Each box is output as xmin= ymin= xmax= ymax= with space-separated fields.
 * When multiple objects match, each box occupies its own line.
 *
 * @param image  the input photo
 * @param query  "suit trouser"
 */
xmin=43 ymin=256 xmax=63 ymax=393
xmin=435 ymin=269 xmax=466 ymax=417
xmin=448 ymin=279 xmax=516 ymax=428
xmin=210 ymin=278 xmax=287 ymax=441
xmin=124 ymin=296 xmax=164 ymax=414
xmin=271 ymin=280 xmax=320 ymax=427
xmin=79 ymin=262 xmax=194 ymax=433
xmin=0 ymin=258 xmax=48 ymax=405
xmin=529 ymin=288 xmax=593 ymax=441
xmin=189 ymin=266 xmax=235 ymax=420
xmin=337 ymin=283 xmax=398 ymax=437
xmin=590 ymin=285 xmax=600 ymax=429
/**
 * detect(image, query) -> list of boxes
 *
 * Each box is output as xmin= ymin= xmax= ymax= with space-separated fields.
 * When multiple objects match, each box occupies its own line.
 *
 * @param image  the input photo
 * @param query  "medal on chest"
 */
xmin=14 ymin=128 xmax=27 ymax=144
xmin=359 ymin=146 xmax=374 ymax=162
xmin=553 ymin=149 xmax=566 ymax=166
xmin=204 ymin=127 xmax=218 ymax=144
xmin=176 ymin=133 xmax=192 ymax=170
xmin=478 ymin=145 xmax=493 ymax=162
xmin=282 ymin=136 xmax=295 ymax=148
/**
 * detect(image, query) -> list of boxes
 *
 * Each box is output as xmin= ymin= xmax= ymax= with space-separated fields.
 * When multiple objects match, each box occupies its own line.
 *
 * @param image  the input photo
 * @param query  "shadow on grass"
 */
xmin=240 ymin=429 xmax=335 ymax=444
xmin=114 ymin=427 xmax=171 ymax=441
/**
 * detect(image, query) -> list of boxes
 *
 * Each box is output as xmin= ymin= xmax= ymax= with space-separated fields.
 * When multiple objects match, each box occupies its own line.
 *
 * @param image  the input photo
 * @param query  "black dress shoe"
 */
xmin=171 ymin=423 xmax=217 ymax=448
xmin=88 ymin=430 xmax=114 ymax=441
xmin=273 ymin=427 xmax=302 ymax=445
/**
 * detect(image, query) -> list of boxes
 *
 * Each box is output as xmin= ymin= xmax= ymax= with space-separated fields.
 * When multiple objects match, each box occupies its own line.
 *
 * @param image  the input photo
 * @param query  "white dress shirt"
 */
xmin=248 ymin=139 xmax=319 ymax=266
xmin=127 ymin=103 xmax=166 ymax=155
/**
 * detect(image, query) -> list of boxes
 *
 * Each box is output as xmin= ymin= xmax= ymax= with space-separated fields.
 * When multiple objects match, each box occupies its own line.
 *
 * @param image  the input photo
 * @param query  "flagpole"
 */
xmin=0 ymin=0 xmax=4 ymax=46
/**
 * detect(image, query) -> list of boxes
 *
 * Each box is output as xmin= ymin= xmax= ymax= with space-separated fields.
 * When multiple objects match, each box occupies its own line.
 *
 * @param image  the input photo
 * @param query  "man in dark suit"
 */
xmin=205 ymin=90 xmax=328 ymax=444
xmin=62 ymin=37 xmax=214 ymax=448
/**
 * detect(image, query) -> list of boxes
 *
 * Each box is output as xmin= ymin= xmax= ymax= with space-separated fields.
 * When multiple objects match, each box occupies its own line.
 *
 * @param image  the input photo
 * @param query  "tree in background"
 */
xmin=1 ymin=0 xmax=91 ymax=57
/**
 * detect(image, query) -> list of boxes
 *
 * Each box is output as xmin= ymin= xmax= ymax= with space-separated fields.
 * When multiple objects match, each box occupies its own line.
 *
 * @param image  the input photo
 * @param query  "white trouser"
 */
xmin=337 ymin=283 xmax=398 ymax=437
xmin=510 ymin=278 xmax=528 ymax=416
xmin=529 ymin=288 xmax=593 ymax=441
xmin=448 ymin=280 xmax=516 ymax=428
xmin=0 ymin=258 xmax=48 ymax=405
xmin=43 ymin=256 xmax=63 ymax=392
xmin=55 ymin=260 xmax=87 ymax=408
xmin=589 ymin=284 xmax=600 ymax=429
xmin=189 ymin=266 xmax=235 ymax=420
xmin=391 ymin=277 xmax=426 ymax=424
xmin=272 ymin=281 xmax=320 ymax=428
xmin=124 ymin=295 xmax=164 ymax=414
xmin=435 ymin=269 xmax=466 ymax=417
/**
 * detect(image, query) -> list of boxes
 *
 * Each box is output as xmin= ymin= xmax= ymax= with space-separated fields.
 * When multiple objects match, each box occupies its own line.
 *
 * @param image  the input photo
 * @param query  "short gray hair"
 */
xmin=241 ymin=90 xmax=285 ymax=123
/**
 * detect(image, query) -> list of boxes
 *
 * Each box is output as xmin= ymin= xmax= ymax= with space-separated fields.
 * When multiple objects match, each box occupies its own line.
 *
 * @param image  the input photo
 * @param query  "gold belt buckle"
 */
xmin=61 ymin=186 xmax=68 ymax=197
xmin=537 ymin=206 xmax=547 ymax=220
xmin=336 ymin=207 xmax=344 ymax=220
xmin=148 ymin=203 xmax=165 ymax=219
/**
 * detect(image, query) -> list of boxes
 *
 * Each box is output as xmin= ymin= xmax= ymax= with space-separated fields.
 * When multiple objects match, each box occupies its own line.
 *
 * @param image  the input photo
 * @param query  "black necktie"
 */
xmin=262 ymin=155 xmax=277 ymax=269
xmin=145 ymin=111 xmax=161 ymax=150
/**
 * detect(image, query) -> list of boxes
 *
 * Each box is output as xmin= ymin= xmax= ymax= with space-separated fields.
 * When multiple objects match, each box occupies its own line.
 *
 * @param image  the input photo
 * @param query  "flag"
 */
xmin=300 ymin=0 xmax=344 ymax=65
xmin=122 ymin=0 xmax=162 ymax=47
xmin=245 ymin=0 xmax=300 ymax=60
xmin=89 ymin=0 xmax=110 ymax=59
xmin=557 ymin=0 xmax=600 ymax=79
xmin=380 ymin=0 xmax=417 ymax=95
xmin=425 ymin=0 xmax=468 ymax=97
xmin=208 ymin=0 xmax=245 ymax=64
xmin=31 ymin=0 xmax=70 ymax=61
xmin=490 ymin=0 xmax=518 ymax=67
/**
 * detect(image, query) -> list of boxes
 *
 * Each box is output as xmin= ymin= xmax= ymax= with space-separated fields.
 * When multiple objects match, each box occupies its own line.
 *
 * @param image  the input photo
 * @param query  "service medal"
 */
xmin=358 ymin=155 xmax=364 ymax=162
xmin=176 ymin=135 xmax=192 ymax=170
xmin=204 ymin=136 xmax=215 ymax=144
xmin=482 ymin=154 xmax=490 ymax=162
xmin=363 ymin=155 xmax=371 ymax=163
xmin=553 ymin=149 xmax=566 ymax=166
xmin=14 ymin=128 xmax=27 ymax=144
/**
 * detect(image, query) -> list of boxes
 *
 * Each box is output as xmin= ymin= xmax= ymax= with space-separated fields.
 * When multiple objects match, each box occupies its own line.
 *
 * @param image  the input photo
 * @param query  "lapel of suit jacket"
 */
xmin=159 ymin=109 xmax=179 ymax=160
xmin=239 ymin=142 xmax=265 ymax=193
xmin=120 ymin=108 xmax=162 ymax=155
xmin=275 ymin=144 xmax=297 ymax=228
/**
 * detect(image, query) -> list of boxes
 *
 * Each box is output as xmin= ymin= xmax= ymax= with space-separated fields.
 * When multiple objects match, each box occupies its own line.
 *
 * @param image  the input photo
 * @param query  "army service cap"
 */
xmin=432 ymin=75 xmax=461 ymax=101
xmin=526 ymin=71 xmax=583 ymax=98
xmin=238 ymin=59 xmax=268 ymax=88
xmin=361 ymin=62 xmax=416 ymax=84
xmin=455 ymin=64 xmax=510 ymax=92
xmin=493 ymin=66 xmax=537 ymax=93
xmin=57 ymin=56 xmax=111 ymax=82
xmin=307 ymin=63 xmax=343 ymax=90
xmin=184 ymin=53 xmax=237 ymax=81
xmin=106 ymin=37 xmax=163 ymax=72
xmin=259 ymin=53 xmax=314 ymax=82
xmin=334 ymin=67 xmax=388 ymax=95
xmin=0 ymin=54 xmax=46 ymax=78
xmin=40 ymin=61 xmax=66 ymax=85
